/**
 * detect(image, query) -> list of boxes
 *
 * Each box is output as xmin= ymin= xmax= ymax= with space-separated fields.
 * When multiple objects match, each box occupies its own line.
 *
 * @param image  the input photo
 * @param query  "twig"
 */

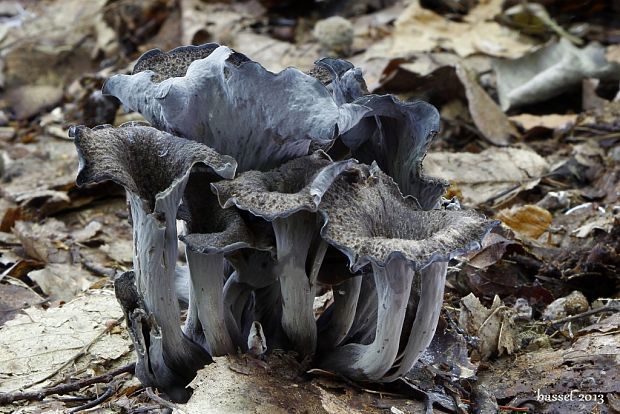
xmin=19 ymin=315 xmax=124 ymax=390
xmin=145 ymin=387 xmax=182 ymax=412
xmin=0 ymin=362 xmax=135 ymax=404
xmin=549 ymin=304 xmax=620 ymax=325
xmin=462 ymin=398 xmax=531 ymax=412
xmin=69 ymin=385 xmax=114 ymax=413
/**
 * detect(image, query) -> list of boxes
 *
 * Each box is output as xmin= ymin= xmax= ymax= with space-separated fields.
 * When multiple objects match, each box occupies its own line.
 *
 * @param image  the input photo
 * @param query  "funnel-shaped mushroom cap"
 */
xmin=181 ymin=207 xmax=274 ymax=255
xmin=212 ymin=151 xmax=358 ymax=220
xmin=103 ymin=44 xmax=369 ymax=172
xmin=341 ymin=95 xmax=447 ymax=210
xmin=71 ymin=123 xmax=237 ymax=211
xmin=320 ymin=163 xmax=497 ymax=272
xmin=309 ymin=57 xmax=368 ymax=105
xmin=132 ymin=43 xmax=224 ymax=81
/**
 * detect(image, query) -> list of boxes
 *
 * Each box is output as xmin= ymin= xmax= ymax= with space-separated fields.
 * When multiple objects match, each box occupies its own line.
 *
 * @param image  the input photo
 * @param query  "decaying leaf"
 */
xmin=182 ymin=354 xmax=427 ymax=414
xmin=0 ymin=283 xmax=45 ymax=325
xmin=459 ymin=294 xmax=516 ymax=360
xmin=494 ymin=38 xmax=620 ymax=110
xmin=496 ymin=204 xmax=553 ymax=239
xmin=455 ymin=64 xmax=518 ymax=146
xmin=0 ymin=290 xmax=131 ymax=392
xmin=424 ymin=147 xmax=549 ymax=206
xmin=27 ymin=263 xmax=96 ymax=302
xmin=382 ymin=0 xmax=538 ymax=59
xmin=478 ymin=314 xmax=620 ymax=412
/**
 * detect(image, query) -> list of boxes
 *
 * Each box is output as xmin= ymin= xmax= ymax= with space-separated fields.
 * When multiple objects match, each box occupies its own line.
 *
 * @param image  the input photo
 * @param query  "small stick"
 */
xmin=145 ymin=387 xmax=183 ymax=412
xmin=69 ymin=385 xmax=114 ymax=413
xmin=18 ymin=316 xmax=124 ymax=390
xmin=0 ymin=363 xmax=135 ymax=404
xmin=461 ymin=398 xmax=531 ymax=412
xmin=550 ymin=304 xmax=620 ymax=325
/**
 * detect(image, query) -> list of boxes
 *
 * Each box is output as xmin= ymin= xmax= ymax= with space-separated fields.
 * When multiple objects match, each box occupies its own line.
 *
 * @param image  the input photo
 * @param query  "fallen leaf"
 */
xmin=424 ymin=147 xmax=549 ymax=206
xmin=4 ymin=85 xmax=64 ymax=120
xmin=27 ymin=263 xmax=96 ymax=302
xmin=459 ymin=294 xmax=516 ymax=360
xmin=0 ymin=291 xmax=131 ymax=392
xmin=496 ymin=204 xmax=553 ymax=239
xmin=466 ymin=233 xmax=522 ymax=269
xmin=73 ymin=220 xmax=104 ymax=243
xmin=0 ymin=283 xmax=44 ymax=325
xmin=494 ymin=38 xmax=620 ymax=110
xmin=509 ymin=113 xmax=581 ymax=131
xmin=384 ymin=0 xmax=538 ymax=59
xmin=455 ymin=64 xmax=518 ymax=146
xmin=478 ymin=316 xmax=620 ymax=412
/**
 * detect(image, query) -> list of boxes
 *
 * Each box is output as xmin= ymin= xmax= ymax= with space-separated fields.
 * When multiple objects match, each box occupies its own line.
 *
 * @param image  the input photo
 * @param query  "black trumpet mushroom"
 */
xmin=102 ymin=44 xmax=369 ymax=172
xmin=71 ymin=123 xmax=236 ymax=401
xmin=71 ymin=42 xmax=497 ymax=401
xmin=316 ymin=163 xmax=496 ymax=381
xmin=211 ymin=152 xmax=357 ymax=356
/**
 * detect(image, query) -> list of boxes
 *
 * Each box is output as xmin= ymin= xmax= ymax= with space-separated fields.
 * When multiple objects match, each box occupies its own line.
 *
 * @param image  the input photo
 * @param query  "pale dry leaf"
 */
xmin=459 ymin=294 xmax=516 ymax=360
xmin=571 ymin=212 xmax=617 ymax=238
xmin=384 ymin=0 xmax=537 ymax=59
xmin=73 ymin=220 xmax=104 ymax=243
xmin=0 ymin=290 xmax=131 ymax=392
xmin=424 ymin=147 xmax=549 ymax=206
xmin=509 ymin=113 xmax=582 ymax=130
xmin=27 ymin=263 xmax=96 ymax=301
xmin=494 ymin=38 xmax=620 ymax=110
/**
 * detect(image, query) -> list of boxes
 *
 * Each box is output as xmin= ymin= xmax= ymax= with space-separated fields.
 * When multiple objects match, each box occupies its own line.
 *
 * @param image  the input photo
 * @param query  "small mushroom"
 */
xmin=317 ymin=163 xmax=496 ymax=381
xmin=71 ymin=123 xmax=236 ymax=400
xmin=342 ymin=95 xmax=447 ymax=210
xmin=103 ymin=44 xmax=369 ymax=172
xmin=212 ymin=152 xmax=357 ymax=355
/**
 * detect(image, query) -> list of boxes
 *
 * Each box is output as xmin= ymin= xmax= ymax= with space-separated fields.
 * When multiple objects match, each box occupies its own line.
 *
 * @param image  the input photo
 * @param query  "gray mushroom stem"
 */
xmin=273 ymin=211 xmax=319 ymax=356
xmin=127 ymin=192 xmax=212 ymax=401
xmin=319 ymin=259 xmax=413 ymax=380
xmin=384 ymin=261 xmax=447 ymax=381
xmin=186 ymin=250 xmax=235 ymax=355
xmin=317 ymin=275 xmax=362 ymax=351
xmin=318 ymin=276 xmax=362 ymax=349
xmin=223 ymin=250 xmax=280 ymax=350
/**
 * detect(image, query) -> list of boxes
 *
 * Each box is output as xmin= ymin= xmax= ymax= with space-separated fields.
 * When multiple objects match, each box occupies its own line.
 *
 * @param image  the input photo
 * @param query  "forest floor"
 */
xmin=0 ymin=0 xmax=618 ymax=413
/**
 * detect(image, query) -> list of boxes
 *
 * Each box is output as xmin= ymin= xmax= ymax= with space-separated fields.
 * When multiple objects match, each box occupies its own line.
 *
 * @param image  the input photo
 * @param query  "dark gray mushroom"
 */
xmin=180 ymin=206 xmax=274 ymax=356
xmin=308 ymin=57 xmax=368 ymax=105
xmin=71 ymin=123 xmax=236 ymax=400
xmin=179 ymin=163 xmax=278 ymax=354
xmin=212 ymin=152 xmax=357 ymax=355
xmin=316 ymin=163 xmax=496 ymax=381
xmin=103 ymin=44 xmax=369 ymax=172
xmin=342 ymin=95 xmax=447 ymax=210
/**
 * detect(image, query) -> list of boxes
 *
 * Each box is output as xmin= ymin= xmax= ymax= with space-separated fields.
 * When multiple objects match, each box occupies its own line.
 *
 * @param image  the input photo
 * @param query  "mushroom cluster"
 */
xmin=72 ymin=43 xmax=496 ymax=401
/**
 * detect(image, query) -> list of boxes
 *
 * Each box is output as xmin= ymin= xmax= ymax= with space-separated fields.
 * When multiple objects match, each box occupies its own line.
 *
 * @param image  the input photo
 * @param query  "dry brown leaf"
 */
xmin=424 ymin=147 xmax=549 ymax=206
xmin=459 ymin=294 xmax=516 ymax=360
xmin=27 ymin=263 xmax=96 ymax=302
xmin=385 ymin=0 xmax=537 ymax=59
xmin=509 ymin=113 xmax=581 ymax=131
xmin=496 ymin=204 xmax=553 ymax=239
xmin=455 ymin=64 xmax=518 ymax=146
xmin=0 ymin=283 xmax=45 ymax=325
